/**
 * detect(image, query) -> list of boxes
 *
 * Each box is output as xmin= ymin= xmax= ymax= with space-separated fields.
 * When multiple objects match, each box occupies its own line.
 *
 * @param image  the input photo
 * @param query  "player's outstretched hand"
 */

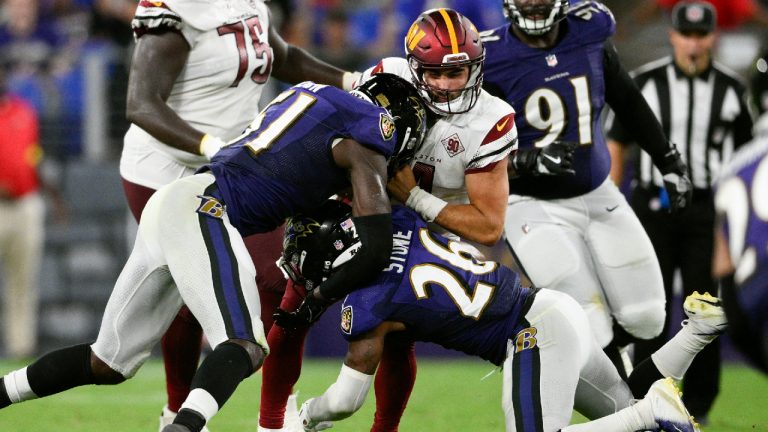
xmin=273 ymin=294 xmax=328 ymax=330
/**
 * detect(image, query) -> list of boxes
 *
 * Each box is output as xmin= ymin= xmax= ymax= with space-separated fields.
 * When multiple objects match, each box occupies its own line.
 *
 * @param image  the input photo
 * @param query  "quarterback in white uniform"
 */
xmin=120 ymin=0 xmax=355 ymax=430
xmin=258 ymin=9 xmax=519 ymax=432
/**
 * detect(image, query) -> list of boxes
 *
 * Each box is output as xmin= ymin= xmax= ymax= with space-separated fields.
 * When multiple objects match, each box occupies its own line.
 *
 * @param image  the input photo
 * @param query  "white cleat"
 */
xmin=298 ymin=399 xmax=334 ymax=432
xmin=159 ymin=405 xmax=211 ymax=432
xmin=283 ymin=393 xmax=304 ymax=432
xmin=647 ymin=378 xmax=700 ymax=432
xmin=683 ymin=291 xmax=728 ymax=339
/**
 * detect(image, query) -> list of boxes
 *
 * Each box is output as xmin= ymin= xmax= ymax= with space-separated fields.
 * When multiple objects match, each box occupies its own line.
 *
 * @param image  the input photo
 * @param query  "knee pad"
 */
xmin=512 ymin=226 xmax=581 ymax=288
xmin=614 ymin=301 xmax=665 ymax=340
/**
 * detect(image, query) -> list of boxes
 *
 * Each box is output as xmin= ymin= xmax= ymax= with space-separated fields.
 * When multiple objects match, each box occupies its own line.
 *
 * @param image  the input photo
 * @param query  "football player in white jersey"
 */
xmin=258 ymin=9 xmax=535 ymax=432
xmin=121 ymin=1 xmax=357 ymax=430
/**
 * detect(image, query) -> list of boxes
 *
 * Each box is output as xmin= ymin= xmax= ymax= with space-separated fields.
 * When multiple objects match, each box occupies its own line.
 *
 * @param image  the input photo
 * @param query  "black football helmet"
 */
xmin=503 ymin=0 xmax=570 ymax=36
xmin=281 ymin=200 xmax=358 ymax=291
xmin=353 ymin=73 xmax=428 ymax=175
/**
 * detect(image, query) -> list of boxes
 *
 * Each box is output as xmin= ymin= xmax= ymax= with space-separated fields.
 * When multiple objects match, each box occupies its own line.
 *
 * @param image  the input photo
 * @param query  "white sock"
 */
xmin=180 ymin=388 xmax=219 ymax=422
xmin=650 ymin=324 xmax=710 ymax=380
xmin=3 ymin=368 xmax=37 ymax=403
xmin=562 ymin=401 xmax=650 ymax=431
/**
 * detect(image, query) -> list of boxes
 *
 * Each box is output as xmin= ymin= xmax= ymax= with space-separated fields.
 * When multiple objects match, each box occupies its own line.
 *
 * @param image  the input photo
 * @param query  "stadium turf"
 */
xmin=0 ymin=358 xmax=765 ymax=431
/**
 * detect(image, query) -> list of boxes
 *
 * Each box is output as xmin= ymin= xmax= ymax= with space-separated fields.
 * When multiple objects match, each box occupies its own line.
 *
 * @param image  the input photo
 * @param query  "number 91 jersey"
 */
xmin=340 ymin=206 xmax=534 ymax=366
xmin=126 ymin=0 xmax=273 ymax=167
xmin=482 ymin=1 xmax=616 ymax=199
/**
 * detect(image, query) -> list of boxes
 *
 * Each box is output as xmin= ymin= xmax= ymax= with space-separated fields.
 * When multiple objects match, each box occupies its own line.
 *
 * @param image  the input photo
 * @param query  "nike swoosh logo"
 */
xmin=606 ymin=205 xmax=619 ymax=212
xmin=543 ymin=154 xmax=561 ymax=164
xmin=496 ymin=117 xmax=510 ymax=131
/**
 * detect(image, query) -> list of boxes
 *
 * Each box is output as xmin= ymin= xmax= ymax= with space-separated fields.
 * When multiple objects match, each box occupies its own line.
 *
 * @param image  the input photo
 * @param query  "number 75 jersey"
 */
xmin=128 ymin=0 xmax=274 ymax=165
xmin=482 ymin=1 xmax=616 ymax=199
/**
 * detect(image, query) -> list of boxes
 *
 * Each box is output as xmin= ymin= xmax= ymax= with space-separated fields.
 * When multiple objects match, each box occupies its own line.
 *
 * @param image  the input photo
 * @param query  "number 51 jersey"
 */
xmin=206 ymin=83 xmax=396 ymax=236
xmin=340 ymin=206 xmax=535 ymax=366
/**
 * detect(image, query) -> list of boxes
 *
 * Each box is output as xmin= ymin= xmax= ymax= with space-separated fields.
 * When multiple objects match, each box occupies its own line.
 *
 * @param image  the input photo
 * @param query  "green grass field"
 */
xmin=0 ymin=358 xmax=766 ymax=431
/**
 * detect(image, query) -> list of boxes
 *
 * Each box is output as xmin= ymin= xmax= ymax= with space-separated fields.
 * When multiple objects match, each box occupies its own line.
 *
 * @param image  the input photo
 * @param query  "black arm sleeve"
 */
xmin=603 ymin=41 xmax=671 ymax=165
xmin=318 ymin=213 xmax=392 ymax=301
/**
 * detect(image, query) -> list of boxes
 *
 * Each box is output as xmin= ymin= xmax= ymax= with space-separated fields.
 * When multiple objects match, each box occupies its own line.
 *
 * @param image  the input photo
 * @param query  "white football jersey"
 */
xmin=122 ymin=0 xmax=272 ymax=188
xmin=360 ymin=58 xmax=518 ymax=205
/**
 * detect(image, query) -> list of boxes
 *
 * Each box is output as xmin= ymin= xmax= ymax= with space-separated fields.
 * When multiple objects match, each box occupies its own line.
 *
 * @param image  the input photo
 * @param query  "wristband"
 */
xmin=342 ymin=71 xmax=362 ymax=91
xmin=405 ymin=186 xmax=448 ymax=222
xmin=199 ymin=134 xmax=226 ymax=160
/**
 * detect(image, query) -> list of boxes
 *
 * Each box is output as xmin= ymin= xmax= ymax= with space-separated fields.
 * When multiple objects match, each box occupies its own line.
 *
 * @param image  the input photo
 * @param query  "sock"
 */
xmin=260 ymin=280 xmax=308 ymax=429
xmin=27 ymin=343 xmax=95 ymax=398
xmin=174 ymin=406 xmax=208 ymax=432
xmin=371 ymin=337 xmax=416 ymax=432
xmin=162 ymin=306 xmax=204 ymax=412
xmin=189 ymin=342 xmax=252 ymax=409
xmin=627 ymin=357 xmax=664 ymax=399
xmin=259 ymin=288 xmax=285 ymax=338
xmin=602 ymin=342 xmax=628 ymax=381
xmin=562 ymin=402 xmax=649 ymax=431
xmin=649 ymin=323 xmax=709 ymax=381
xmin=0 ymin=368 xmax=37 ymax=408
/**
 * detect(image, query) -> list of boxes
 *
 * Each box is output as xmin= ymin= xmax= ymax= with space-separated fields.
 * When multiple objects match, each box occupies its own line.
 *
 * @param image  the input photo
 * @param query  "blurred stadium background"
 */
xmin=0 ymin=0 xmax=766 ymax=430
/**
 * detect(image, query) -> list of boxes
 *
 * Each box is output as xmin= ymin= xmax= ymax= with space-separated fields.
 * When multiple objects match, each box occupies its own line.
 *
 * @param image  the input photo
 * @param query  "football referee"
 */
xmin=607 ymin=1 xmax=753 ymax=424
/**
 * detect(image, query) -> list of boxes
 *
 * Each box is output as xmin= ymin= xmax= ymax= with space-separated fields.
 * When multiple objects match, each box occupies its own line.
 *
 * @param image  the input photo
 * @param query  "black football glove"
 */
xmin=273 ymin=293 xmax=329 ymax=331
xmin=656 ymin=144 xmax=693 ymax=213
xmin=512 ymin=141 xmax=578 ymax=177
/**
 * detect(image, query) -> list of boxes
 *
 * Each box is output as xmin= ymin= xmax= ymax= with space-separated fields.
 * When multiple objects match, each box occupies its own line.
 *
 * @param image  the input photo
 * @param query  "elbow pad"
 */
xmin=319 ymin=213 xmax=392 ymax=300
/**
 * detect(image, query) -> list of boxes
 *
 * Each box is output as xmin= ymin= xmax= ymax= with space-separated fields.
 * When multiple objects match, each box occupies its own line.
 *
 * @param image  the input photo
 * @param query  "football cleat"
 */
xmin=159 ymin=405 xmax=210 ymax=432
xmin=298 ymin=399 xmax=334 ymax=432
xmin=161 ymin=425 xmax=192 ymax=432
xmin=283 ymin=393 xmax=304 ymax=432
xmin=648 ymin=378 xmax=701 ymax=432
xmin=682 ymin=291 xmax=728 ymax=338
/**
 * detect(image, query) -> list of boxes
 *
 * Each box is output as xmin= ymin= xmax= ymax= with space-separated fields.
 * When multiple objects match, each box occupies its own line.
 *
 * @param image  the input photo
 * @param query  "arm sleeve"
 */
xmin=318 ymin=213 xmax=392 ymax=300
xmin=733 ymin=91 xmax=755 ymax=148
xmin=603 ymin=41 xmax=671 ymax=164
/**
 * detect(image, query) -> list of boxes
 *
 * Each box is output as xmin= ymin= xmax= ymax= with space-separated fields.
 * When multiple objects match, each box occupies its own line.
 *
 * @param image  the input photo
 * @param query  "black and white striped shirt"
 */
xmin=608 ymin=56 xmax=753 ymax=189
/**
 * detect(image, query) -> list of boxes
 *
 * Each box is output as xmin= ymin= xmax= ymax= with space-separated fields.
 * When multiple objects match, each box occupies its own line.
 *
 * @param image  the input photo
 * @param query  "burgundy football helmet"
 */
xmin=404 ymin=8 xmax=484 ymax=114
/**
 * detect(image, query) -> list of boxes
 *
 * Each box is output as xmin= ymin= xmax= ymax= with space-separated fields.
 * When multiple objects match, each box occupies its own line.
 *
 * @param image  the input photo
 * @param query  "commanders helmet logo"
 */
xmin=340 ymin=305 xmax=353 ymax=334
xmin=380 ymin=113 xmax=396 ymax=141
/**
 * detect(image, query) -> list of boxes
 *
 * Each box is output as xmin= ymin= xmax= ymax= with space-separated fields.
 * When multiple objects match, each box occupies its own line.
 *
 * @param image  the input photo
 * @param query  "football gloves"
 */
xmin=656 ymin=144 xmax=693 ymax=213
xmin=512 ymin=141 xmax=578 ymax=177
xmin=273 ymin=292 xmax=329 ymax=331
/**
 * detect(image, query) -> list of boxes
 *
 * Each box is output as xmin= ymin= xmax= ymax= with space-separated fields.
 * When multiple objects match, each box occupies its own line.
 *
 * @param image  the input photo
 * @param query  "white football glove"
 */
xmin=199 ymin=134 xmax=226 ymax=160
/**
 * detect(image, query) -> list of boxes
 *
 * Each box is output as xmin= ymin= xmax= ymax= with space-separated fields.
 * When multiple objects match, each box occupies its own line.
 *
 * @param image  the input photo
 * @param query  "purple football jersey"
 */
xmin=206 ymin=82 xmax=395 ymax=235
xmin=715 ymin=138 xmax=768 ymax=330
xmin=483 ymin=1 xmax=615 ymax=199
xmin=340 ymin=206 xmax=535 ymax=366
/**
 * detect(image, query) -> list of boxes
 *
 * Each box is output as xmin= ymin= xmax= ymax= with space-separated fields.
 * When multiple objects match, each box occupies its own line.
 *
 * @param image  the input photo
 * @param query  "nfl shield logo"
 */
xmin=333 ymin=239 xmax=344 ymax=250
xmin=341 ymin=306 xmax=353 ymax=334
xmin=546 ymin=54 xmax=558 ymax=67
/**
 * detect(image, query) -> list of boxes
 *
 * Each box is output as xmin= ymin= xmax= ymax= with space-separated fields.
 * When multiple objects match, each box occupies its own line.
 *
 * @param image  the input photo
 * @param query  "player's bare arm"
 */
xmin=435 ymin=158 xmax=509 ymax=246
xmin=125 ymin=31 xmax=205 ymax=155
